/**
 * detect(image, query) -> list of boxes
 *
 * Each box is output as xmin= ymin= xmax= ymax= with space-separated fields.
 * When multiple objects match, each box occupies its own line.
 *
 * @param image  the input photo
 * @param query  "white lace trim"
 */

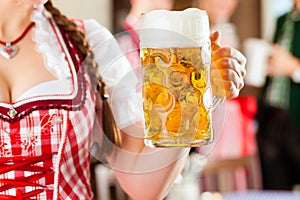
xmin=31 ymin=4 xmax=71 ymax=80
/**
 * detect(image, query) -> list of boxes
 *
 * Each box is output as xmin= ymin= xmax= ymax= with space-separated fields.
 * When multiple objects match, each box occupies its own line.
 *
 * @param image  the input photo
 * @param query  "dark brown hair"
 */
xmin=44 ymin=1 xmax=122 ymax=148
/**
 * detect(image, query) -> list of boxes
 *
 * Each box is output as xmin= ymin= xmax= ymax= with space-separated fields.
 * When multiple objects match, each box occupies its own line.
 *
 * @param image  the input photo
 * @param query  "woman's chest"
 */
xmin=0 ymin=35 xmax=57 ymax=103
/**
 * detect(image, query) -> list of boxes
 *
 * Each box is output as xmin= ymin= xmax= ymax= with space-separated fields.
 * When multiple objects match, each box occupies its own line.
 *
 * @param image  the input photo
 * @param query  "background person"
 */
xmin=257 ymin=0 xmax=300 ymax=190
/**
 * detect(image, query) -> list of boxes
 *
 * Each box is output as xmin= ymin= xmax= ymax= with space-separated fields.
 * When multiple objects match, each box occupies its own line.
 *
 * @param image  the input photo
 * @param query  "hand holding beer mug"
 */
xmin=140 ymin=8 xmax=225 ymax=147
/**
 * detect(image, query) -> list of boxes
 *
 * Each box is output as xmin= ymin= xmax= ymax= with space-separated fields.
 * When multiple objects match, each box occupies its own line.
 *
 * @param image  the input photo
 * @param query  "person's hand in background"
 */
xmin=268 ymin=44 xmax=300 ymax=77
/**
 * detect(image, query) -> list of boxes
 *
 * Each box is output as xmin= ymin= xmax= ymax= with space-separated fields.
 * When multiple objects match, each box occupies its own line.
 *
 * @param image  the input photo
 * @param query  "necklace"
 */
xmin=0 ymin=22 xmax=35 ymax=60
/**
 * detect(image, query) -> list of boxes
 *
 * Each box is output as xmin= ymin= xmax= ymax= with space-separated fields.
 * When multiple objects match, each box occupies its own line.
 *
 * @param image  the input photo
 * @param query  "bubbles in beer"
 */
xmin=142 ymin=47 xmax=213 ymax=146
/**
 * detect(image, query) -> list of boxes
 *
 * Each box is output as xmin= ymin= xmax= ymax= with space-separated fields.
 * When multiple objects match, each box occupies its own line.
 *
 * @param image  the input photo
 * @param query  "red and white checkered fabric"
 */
xmin=0 ymin=6 xmax=142 ymax=198
xmin=0 ymin=75 xmax=96 ymax=200
xmin=0 ymin=17 xmax=96 ymax=199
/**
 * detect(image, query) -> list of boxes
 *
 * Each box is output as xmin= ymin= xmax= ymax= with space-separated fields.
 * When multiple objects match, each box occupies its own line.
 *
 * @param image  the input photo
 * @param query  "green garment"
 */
xmin=257 ymin=11 xmax=300 ymax=190
xmin=271 ymin=12 xmax=300 ymax=123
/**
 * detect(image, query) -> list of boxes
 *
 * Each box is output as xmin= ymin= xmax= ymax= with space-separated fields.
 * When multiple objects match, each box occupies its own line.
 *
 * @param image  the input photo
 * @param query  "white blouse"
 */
xmin=26 ymin=5 xmax=143 ymax=129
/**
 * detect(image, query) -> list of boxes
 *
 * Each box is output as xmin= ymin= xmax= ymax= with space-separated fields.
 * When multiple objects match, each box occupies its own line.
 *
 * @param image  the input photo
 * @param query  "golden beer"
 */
xmin=139 ymin=8 xmax=217 ymax=147
xmin=141 ymin=47 xmax=213 ymax=147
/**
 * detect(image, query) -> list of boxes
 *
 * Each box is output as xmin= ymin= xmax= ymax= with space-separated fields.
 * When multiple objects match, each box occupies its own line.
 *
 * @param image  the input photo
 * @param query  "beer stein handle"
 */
xmin=211 ymin=95 xmax=225 ymax=112
xmin=209 ymin=61 xmax=226 ymax=112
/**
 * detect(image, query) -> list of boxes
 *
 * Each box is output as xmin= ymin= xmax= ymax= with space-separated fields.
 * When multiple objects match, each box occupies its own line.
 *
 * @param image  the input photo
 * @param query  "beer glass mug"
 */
xmin=140 ymin=8 xmax=223 ymax=147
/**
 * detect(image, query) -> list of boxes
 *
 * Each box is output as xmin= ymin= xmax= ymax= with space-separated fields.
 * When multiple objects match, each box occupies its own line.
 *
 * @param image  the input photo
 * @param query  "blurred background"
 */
xmin=52 ymin=0 xmax=292 ymax=44
xmin=52 ymin=0 xmax=293 ymax=99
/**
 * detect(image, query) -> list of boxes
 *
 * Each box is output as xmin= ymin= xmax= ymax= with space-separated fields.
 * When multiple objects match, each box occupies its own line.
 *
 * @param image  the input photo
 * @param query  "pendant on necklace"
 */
xmin=0 ymin=42 xmax=18 ymax=60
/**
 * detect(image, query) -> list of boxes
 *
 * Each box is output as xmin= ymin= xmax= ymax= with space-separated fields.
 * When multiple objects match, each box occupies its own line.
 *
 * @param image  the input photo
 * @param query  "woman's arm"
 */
xmin=86 ymin=20 xmax=246 ymax=200
xmin=113 ymin=123 xmax=190 ymax=200
xmin=110 ymin=31 xmax=246 ymax=200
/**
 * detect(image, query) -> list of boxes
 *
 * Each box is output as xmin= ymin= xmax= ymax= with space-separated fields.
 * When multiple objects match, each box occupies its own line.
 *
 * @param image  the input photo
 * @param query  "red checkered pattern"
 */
xmin=0 ymin=75 xmax=96 ymax=200
xmin=0 ymin=17 xmax=97 ymax=199
xmin=56 ymin=78 xmax=96 ymax=200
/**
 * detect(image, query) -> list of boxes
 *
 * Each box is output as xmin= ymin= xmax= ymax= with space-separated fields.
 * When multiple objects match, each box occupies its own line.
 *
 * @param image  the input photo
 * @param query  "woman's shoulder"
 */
xmin=74 ymin=19 xmax=114 ymax=49
xmin=82 ymin=19 xmax=113 ymax=39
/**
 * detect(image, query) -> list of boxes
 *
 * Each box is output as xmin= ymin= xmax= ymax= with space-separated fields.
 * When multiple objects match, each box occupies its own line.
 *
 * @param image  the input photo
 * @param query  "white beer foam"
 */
xmin=140 ymin=8 xmax=210 ymax=48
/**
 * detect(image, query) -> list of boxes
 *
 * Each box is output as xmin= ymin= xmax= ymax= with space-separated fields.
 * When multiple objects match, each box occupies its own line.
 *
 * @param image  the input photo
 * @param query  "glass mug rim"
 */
xmin=139 ymin=8 xmax=210 ymax=44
